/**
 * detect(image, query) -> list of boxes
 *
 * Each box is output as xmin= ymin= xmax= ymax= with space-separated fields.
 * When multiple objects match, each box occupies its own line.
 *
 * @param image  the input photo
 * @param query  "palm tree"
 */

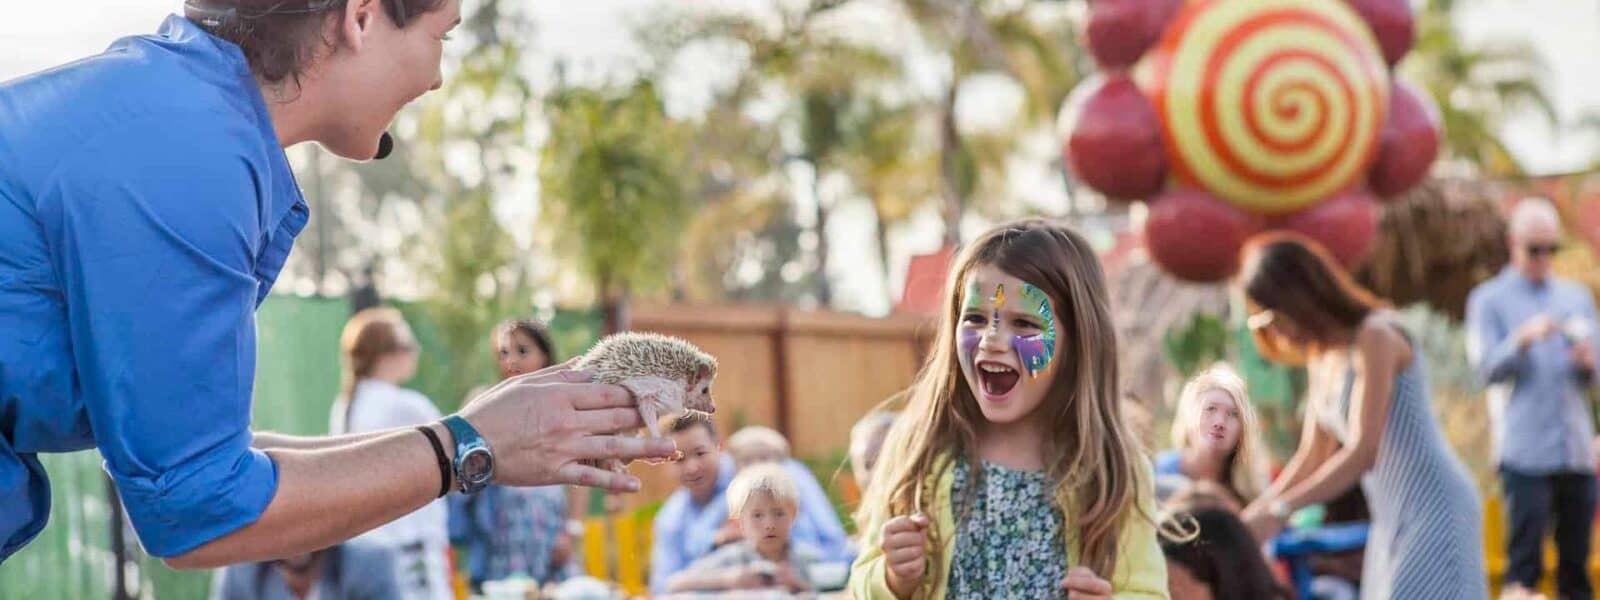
xmin=540 ymin=81 xmax=694 ymax=333
xmin=1404 ymin=0 xmax=1557 ymax=176
xmin=648 ymin=1 xmax=898 ymax=307
xmin=900 ymin=0 xmax=1084 ymax=244
xmin=840 ymin=100 xmax=939 ymax=303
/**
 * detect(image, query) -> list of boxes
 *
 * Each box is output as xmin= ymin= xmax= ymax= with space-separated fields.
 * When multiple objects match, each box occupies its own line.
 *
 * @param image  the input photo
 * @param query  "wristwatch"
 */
xmin=442 ymin=415 xmax=494 ymax=494
xmin=1268 ymin=499 xmax=1294 ymax=521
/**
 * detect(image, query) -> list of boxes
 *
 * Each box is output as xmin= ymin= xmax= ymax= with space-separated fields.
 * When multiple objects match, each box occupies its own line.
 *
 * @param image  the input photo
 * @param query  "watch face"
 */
xmin=461 ymin=448 xmax=493 ymax=483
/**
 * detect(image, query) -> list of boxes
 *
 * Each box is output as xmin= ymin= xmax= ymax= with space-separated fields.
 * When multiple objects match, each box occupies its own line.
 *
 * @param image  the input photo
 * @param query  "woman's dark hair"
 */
xmin=493 ymin=318 xmax=558 ymax=364
xmin=188 ymin=0 xmax=447 ymax=85
xmin=1161 ymin=506 xmax=1290 ymax=600
xmin=1238 ymin=232 xmax=1385 ymax=359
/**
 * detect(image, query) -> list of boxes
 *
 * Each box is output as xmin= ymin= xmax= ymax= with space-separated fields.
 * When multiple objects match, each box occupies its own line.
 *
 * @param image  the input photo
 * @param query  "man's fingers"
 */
xmin=562 ymin=384 xmax=636 ymax=410
xmin=569 ymin=435 xmax=677 ymax=462
xmin=555 ymin=462 xmax=642 ymax=493
xmin=572 ymin=407 xmax=646 ymax=434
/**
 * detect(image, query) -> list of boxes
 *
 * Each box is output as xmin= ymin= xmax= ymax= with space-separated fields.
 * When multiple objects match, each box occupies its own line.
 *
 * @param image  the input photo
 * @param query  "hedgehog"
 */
xmin=576 ymin=332 xmax=718 ymax=468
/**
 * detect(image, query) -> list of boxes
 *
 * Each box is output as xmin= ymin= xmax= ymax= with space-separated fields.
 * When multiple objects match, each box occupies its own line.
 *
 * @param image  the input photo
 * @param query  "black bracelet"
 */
xmin=416 ymin=425 xmax=451 ymax=498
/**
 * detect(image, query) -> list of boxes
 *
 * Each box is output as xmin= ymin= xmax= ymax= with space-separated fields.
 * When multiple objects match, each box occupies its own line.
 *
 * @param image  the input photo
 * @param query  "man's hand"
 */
xmin=726 ymin=564 xmax=776 ymax=590
xmin=775 ymin=562 xmax=811 ymax=592
xmin=712 ymin=518 xmax=743 ymax=547
xmin=1517 ymin=314 xmax=1559 ymax=349
xmin=456 ymin=361 xmax=675 ymax=492
xmin=1240 ymin=502 xmax=1287 ymax=544
xmin=1573 ymin=341 xmax=1596 ymax=374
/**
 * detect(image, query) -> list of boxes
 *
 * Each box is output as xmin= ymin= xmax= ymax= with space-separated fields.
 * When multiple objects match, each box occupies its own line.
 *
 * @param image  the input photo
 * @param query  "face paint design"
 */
xmin=990 ymin=284 xmax=1007 ymax=334
xmin=1015 ymin=283 xmax=1057 ymax=378
xmin=960 ymin=279 xmax=984 ymax=359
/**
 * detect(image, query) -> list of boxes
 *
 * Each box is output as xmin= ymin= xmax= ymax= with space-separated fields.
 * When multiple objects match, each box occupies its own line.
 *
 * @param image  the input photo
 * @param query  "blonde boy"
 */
xmin=665 ymin=463 xmax=818 ymax=593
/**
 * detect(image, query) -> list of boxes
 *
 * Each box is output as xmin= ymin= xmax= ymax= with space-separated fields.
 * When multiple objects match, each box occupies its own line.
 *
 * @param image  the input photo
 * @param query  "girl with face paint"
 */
xmin=850 ymin=220 xmax=1170 ymax=600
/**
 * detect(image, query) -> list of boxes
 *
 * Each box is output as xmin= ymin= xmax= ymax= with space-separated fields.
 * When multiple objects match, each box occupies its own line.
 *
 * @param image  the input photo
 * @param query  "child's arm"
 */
xmin=846 ymin=507 xmax=904 ymax=599
xmin=665 ymin=564 xmax=765 ymax=593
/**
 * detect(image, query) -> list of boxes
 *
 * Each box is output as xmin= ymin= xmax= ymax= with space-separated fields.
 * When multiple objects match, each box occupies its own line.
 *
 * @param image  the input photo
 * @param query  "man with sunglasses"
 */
xmin=0 ymin=0 xmax=676 ymax=568
xmin=1467 ymin=197 xmax=1599 ymax=600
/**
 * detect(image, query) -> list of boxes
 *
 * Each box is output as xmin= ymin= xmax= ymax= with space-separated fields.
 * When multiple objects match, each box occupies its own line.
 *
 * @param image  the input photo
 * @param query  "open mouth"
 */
xmin=977 ymin=361 xmax=1020 ymax=397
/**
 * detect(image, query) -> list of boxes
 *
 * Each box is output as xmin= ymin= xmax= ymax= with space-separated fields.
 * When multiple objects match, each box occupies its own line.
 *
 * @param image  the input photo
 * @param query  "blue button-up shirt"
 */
xmin=1466 ymin=268 xmax=1598 ymax=473
xmin=0 ymin=16 xmax=305 ymax=560
xmin=649 ymin=456 xmax=734 ymax=593
xmin=647 ymin=455 xmax=855 ymax=592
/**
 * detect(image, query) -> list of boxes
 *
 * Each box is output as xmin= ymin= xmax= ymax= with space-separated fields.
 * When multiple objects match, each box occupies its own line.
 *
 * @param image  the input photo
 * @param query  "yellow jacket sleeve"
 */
xmin=847 ymin=505 xmax=901 ymax=599
xmin=1111 ymin=460 xmax=1171 ymax=599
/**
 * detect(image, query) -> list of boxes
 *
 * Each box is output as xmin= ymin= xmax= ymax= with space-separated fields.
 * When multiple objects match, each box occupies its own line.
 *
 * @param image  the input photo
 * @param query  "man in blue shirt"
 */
xmin=0 ymin=0 xmax=672 ymax=567
xmin=1467 ymin=197 xmax=1599 ymax=600
xmin=650 ymin=414 xmax=735 ymax=594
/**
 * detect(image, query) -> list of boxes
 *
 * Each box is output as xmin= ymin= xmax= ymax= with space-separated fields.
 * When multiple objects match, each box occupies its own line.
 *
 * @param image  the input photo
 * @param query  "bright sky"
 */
xmin=2 ymin=1 xmax=1595 ymax=314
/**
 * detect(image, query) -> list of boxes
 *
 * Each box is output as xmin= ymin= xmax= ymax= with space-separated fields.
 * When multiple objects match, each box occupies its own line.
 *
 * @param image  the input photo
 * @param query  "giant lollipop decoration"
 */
xmin=1063 ymin=0 xmax=1439 ymax=282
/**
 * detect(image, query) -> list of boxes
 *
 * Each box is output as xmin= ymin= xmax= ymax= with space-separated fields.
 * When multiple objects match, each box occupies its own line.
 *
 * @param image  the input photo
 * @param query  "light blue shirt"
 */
xmin=649 ymin=456 xmax=734 ymax=593
xmin=780 ymin=458 xmax=854 ymax=565
xmin=648 ymin=455 xmax=856 ymax=592
xmin=1466 ymin=268 xmax=1598 ymax=473
xmin=0 ymin=16 xmax=303 ymax=559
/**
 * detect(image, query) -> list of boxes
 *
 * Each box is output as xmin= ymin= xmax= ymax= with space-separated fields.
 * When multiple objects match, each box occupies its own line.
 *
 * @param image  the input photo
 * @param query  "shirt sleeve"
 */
xmin=1574 ymin=287 xmax=1599 ymax=383
xmin=1466 ymin=287 xmax=1525 ymax=385
xmin=46 ymin=115 xmax=278 ymax=557
xmin=846 ymin=450 xmax=903 ymax=600
xmin=785 ymin=460 xmax=851 ymax=562
xmin=349 ymin=543 xmax=402 ymax=599
xmin=651 ymin=495 xmax=689 ymax=593
xmin=1110 ymin=461 xmax=1171 ymax=599
xmin=210 ymin=563 xmax=252 ymax=600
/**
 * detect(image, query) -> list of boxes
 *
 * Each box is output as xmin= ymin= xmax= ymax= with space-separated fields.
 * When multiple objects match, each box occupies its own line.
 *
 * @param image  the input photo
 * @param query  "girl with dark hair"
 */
xmin=1234 ymin=233 xmax=1485 ymax=599
xmin=1161 ymin=502 xmax=1289 ymax=600
xmin=449 ymin=319 xmax=579 ymax=591
xmin=494 ymin=319 xmax=558 ymax=380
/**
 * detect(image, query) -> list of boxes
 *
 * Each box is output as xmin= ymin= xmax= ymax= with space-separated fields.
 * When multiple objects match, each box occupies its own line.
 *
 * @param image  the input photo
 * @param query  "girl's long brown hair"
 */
xmin=335 ymin=307 xmax=409 ymax=433
xmin=1238 ymin=232 xmax=1385 ymax=362
xmin=856 ymin=219 xmax=1153 ymax=587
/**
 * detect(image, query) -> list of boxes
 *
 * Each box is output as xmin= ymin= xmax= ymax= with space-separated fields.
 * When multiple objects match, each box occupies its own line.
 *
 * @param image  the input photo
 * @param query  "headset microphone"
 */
xmin=374 ymin=132 xmax=395 ymax=160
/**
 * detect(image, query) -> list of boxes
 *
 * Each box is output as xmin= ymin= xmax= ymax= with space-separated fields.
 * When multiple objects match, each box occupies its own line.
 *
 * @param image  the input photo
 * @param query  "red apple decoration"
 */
xmin=1063 ymin=73 xmax=1168 ymax=201
xmin=1277 ymin=189 xmax=1380 ymax=268
xmin=1368 ymin=78 xmax=1441 ymax=198
xmin=1144 ymin=188 xmax=1265 ymax=282
xmin=1345 ymin=0 xmax=1415 ymax=67
xmin=1086 ymin=0 xmax=1183 ymax=70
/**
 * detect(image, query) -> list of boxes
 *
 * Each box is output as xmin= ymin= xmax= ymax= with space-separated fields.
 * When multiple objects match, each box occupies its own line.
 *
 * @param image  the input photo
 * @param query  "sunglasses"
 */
xmin=1526 ymin=243 xmax=1563 ymax=256
xmin=1246 ymin=310 xmax=1276 ymax=331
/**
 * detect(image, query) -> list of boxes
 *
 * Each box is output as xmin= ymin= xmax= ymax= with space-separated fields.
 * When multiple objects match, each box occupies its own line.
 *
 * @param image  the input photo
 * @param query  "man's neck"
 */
xmin=259 ymin=77 xmax=322 ymax=149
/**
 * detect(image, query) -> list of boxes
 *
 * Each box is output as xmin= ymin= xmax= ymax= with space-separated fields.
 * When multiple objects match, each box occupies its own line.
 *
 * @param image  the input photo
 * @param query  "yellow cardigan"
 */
xmin=848 ymin=452 xmax=1170 ymax=599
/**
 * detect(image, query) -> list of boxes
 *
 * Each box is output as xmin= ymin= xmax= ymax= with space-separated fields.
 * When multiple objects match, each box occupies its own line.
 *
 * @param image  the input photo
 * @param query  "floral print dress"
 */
xmin=947 ymin=460 xmax=1068 ymax=598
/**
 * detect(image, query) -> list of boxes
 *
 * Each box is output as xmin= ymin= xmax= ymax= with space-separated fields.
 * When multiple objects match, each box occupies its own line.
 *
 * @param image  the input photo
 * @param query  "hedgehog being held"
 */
xmin=577 ymin=332 xmax=718 ymax=439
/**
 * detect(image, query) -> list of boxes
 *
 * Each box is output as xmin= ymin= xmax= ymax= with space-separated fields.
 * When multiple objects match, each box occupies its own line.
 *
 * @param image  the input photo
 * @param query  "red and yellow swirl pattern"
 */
xmin=1142 ymin=0 xmax=1389 ymax=214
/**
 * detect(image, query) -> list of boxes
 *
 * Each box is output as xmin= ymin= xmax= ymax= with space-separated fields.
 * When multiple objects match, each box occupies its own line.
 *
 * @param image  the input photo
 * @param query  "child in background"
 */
xmin=666 ymin=463 xmax=818 ymax=594
xmin=1153 ymin=363 xmax=1270 ymax=512
xmin=1160 ymin=494 xmax=1289 ymax=600
xmin=850 ymin=219 xmax=1168 ymax=599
